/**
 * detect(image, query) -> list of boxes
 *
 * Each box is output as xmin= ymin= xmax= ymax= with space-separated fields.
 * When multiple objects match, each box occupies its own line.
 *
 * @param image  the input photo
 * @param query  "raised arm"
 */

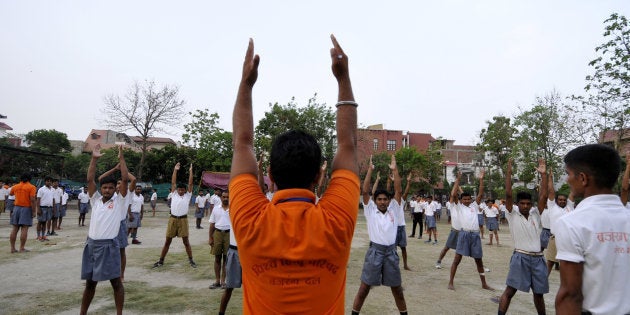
xmin=230 ymin=39 xmax=260 ymax=179
xmin=547 ymin=166 xmax=556 ymax=202
xmin=390 ymin=155 xmax=402 ymax=203
xmin=505 ymin=159 xmax=513 ymax=213
xmin=128 ymin=172 xmax=137 ymax=193
xmin=171 ymin=163 xmax=180 ymax=192
xmin=450 ymin=172 xmax=461 ymax=204
xmin=475 ymin=169 xmax=485 ymax=205
xmin=98 ymin=163 xmax=120 ymax=182
xmin=316 ymin=160 xmax=328 ymax=197
xmin=187 ymin=164 xmax=194 ymax=193
xmin=118 ymin=146 xmax=129 ymax=197
xmin=402 ymin=172 xmax=412 ymax=201
xmin=371 ymin=171 xmax=381 ymax=196
xmin=622 ymin=154 xmax=630 ymax=205
xmin=362 ymin=156 xmax=374 ymax=205
xmin=87 ymin=144 xmax=102 ymax=197
xmin=537 ymin=158 xmax=548 ymax=214
xmin=329 ymin=35 xmax=358 ymax=174
xmin=257 ymin=153 xmax=266 ymax=193
xmin=386 ymin=173 xmax=393 ymax=192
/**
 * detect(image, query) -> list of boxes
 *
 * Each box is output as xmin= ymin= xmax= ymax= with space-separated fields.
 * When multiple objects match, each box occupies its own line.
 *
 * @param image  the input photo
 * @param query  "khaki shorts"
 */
xmin=166 ymin=216 xmax=189 ymax=238
xmin=545 ymin=235 xmax=558 ymax=262
xmin=0 ymin=200 xmax=5 ymax=213
xmin=211 ymin=230 xmax=230 ymax=256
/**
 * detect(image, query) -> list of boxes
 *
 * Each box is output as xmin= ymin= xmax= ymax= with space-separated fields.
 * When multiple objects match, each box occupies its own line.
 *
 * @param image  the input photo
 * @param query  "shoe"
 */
xmin=152 ymin=261 xmax=164 ymax=268
xmin=51 ymin=231 xmax=58 ymax=236
xmin=484 ymin=267 xmax=491 ymax=272
xmin=46 ymin=232 xmax=51 ymax=236
xmin=189 ymin=260 xmax=197 ymax=268
xmin=132 ymin=239 xmax=142 ymax=245
xmin=209 ymin=282 xmax=221 ymax=289
xmin=418 ymin=236 xmax=422 ymax=239
xmin=221 ymin=283 xmax=227 ymax=289
xmin=433 ymin=241 xmax=438 ymax=245
xmin=424 ymin=240 xmax=431 ymax=243
xmin=409 ymin=234 xmax=415 ymax=237
xmin=435 ymin=262 xmax=442 ymax=269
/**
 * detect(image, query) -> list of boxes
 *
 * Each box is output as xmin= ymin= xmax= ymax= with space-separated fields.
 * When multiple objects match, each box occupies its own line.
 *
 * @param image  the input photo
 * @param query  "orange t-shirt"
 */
xmin=10 ymin=181 xmax=36 ymax=207
xmin=229 ymin=169 xmax=359 ymax=314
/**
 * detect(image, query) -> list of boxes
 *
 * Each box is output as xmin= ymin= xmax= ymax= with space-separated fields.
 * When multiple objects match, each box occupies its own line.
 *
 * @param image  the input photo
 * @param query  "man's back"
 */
xmin=555 ymin=194 xmax=630 ymax=314
xmin=230 ymin=170 xmax=359 ymax=314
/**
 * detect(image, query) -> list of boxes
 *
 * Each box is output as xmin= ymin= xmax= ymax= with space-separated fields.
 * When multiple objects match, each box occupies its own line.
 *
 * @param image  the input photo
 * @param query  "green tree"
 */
xmin=255 ymin=94 xmax=336 ymax=164
xmin=513 ymin=90 xmax=585 ymax=184
xmin=182 ymin=109 xmax=233 ymax=172
xmin=143 ymin=145 xmax=197 ymax=183
xmin=102 ymin=80 xmax=186 ymax=180
xmin=575 ymin=13 xmax=630 ymax=148
xmin=477 ymin=115 xmax=517 ymax=198
xmin=25 ymin=129 xmax=72 ymax=154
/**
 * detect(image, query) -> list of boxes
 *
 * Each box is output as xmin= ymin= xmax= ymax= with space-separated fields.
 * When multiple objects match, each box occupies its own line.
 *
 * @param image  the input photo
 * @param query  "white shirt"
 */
xmin=505 ymin=205 xmax=542 ymax=252
xmin=265 ymin=191 xmax=274 ymax=201
xmin=53 ymin=187 xmax=63 ymax=205
xmin=547 ymin=199 xmax=574 ymax=235
xmin=78 ymin=191 xmax=90 ymax=203
xmin=540 ymin=208 xmax=551 ymax=229
xmin=396 ymin=200 xmax=406 ymax=226
xmin=7 ymin=187 xmax=15 ymax=200
xmin=363 ymin=199 xmax=398 ymax=246
xmin=555 ymin=194 xmax=630 ymax=314
xmin=229 ymin=227 xmax=238 ymax=247
xmin=170 ymin=192 xmax=191 ymax=217
xmin=0 ymin=187 xmax=8 ymax=200
xmin=422 ymin=200 xmax=438 ymax=216
xmin=481 ymin=203 xmax=499 ymax=218
xmin=209 ymin=194 xmax=221 ymax=210
xmin=151 ymin=192 xmax=157 ymax=201
xmin=88 ymin=191 xmax=128 ymax=240
xmin=446 ymin=201 xmax=462 ymax=230
xmin=409 ymin=200 xmax=419 ymax=213
xmin=129 ymin=193 xmax=144 ymax=213
xmin=453 ymin=201 xmax=480 ymax=231
xmin=195 ymin=195 xmax=208 ymax=208
xmin=209 ymin=205 xmax=231 ymax=230
xmin=61 ymin=192 xmax=69 ymax=205
xmin=37 ymin=186 xmax=55 ymax=207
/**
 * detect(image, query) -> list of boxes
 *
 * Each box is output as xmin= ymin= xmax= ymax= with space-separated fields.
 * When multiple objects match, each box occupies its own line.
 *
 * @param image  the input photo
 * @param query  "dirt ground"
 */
xmin=0 ymin=202 xmax=562 ymax=314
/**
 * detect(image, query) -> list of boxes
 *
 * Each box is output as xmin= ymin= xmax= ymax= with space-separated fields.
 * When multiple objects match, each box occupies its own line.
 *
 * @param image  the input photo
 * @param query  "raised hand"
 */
xmin=369 ymin=155 xmax=374 ymax=170
xmin=330 ymin=34 xmax=349 ymax=80
xmin=241 ymin=38 xmax=260 ymax=88
xmin=479 ymin=169 xmax=485 ymax=179
xmin=389 ymin=154 xmax=397 ymax=171
xmin=535 ymin=158 xmax=546 ymax=174
xmin=189 ymin=163 xmax=193 ymax=172
xmin=92 ymin=144 xmax=102 ymax=158
xmin=321 ymin=160 xmax=328 ymax=171
xmin=407 ymin=172 xmax=412 ymax=181
xmin=174 ymin=162 xmax=181 ymax=171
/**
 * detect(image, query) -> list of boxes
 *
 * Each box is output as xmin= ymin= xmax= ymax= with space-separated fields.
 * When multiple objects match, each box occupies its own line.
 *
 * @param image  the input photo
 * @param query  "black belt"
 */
xmin=170 ymin=214 xmax=187 ymax=219
xmin=41 ymin=206 xmax=52 ymax=208
xmin=215 ymin=229 xmax=230 ymax=233
xmin=229 ymin=245 xmax=238 ymax=250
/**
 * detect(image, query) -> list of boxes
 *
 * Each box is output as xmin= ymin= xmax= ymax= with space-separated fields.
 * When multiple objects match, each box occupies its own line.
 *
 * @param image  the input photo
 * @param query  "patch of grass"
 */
xmin=1 ymin=289 xmax=94 ymax=314
xmin=126 ymin=245 xmax=216 ymax=281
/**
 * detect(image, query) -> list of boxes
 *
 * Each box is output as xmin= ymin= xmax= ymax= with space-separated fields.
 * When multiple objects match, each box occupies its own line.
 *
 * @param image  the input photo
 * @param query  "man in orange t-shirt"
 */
xmin=229 ymin=35 xmax=359 ymax=314
xmin=9 ymin=173 xmax=37 ymax=253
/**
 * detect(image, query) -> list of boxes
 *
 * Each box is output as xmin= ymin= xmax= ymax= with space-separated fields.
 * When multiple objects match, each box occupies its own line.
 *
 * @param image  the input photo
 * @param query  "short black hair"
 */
xmin=44 ymin=176 xmax=53 ymax=181
xmin=564 ymin=144 xmax=621 ymax=190
xmin=176 ymin=183 xmax=187 ymax=189
xmin=516 ymin=192 xmax=532 ymax=202
xmin=20 ymin=173 xmax=32 ymax=182
xmin=270 ymin=130 xmax=322 ymax=190
xmin=460 ymin=192 xmax=472 ymax=199
xmin=486 ymin=198 xmax=494 ymax=203
xmin=373 ymin=189 xmax=391 ymax=201
xmin=99 ymin=176 xmax=117 ymax=187
xmin=556 ymin=193 xmax=568 ymax=201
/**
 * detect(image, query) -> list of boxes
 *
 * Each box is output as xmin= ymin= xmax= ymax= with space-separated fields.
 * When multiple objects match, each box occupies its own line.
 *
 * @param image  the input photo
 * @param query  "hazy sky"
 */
xmin=2 ymin=1 xmax=628 ymax=145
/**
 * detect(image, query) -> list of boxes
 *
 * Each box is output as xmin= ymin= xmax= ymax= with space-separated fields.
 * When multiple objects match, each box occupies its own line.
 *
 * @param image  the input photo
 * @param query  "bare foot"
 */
xmin=448 ymin=283 xmax=455 ymax=290
xmin=11 ymin=249 xmax=18 ymax=253
xmin=482 ymin=284 xmax=495 ymax=291
xmin=19 ymin=249 xmax=30 ymax=253
xmin=486 ymin=243 xmax=493 ymax=245
xmin=404 ymin=266 xmax=412 ymax=271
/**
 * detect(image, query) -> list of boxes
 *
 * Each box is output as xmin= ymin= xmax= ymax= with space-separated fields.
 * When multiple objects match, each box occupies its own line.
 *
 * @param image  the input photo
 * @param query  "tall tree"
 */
xmin=254 ymin=94 xmax=336 ymax=164
xmin=575 ymin=13 xmax=630 ymax=148
xmin=477 ymin=115 xmax=517 ymax=197
xmin=24 ymin=129 xmax=72 ymax=154
xmin=182 ymin=109 xmax=233 ymax=172
xmin=102 ymin=80 xmax=185 ymax=180
xmin=513 ymin=90 xmax=585 ymax=184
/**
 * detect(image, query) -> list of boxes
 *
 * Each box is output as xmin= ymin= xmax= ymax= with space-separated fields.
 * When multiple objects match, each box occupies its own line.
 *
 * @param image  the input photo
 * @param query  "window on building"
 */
xmin=387 ymin=140 xmax=396 ymax=151
xmin=373 ymin=138 xmax=378 ymax=150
